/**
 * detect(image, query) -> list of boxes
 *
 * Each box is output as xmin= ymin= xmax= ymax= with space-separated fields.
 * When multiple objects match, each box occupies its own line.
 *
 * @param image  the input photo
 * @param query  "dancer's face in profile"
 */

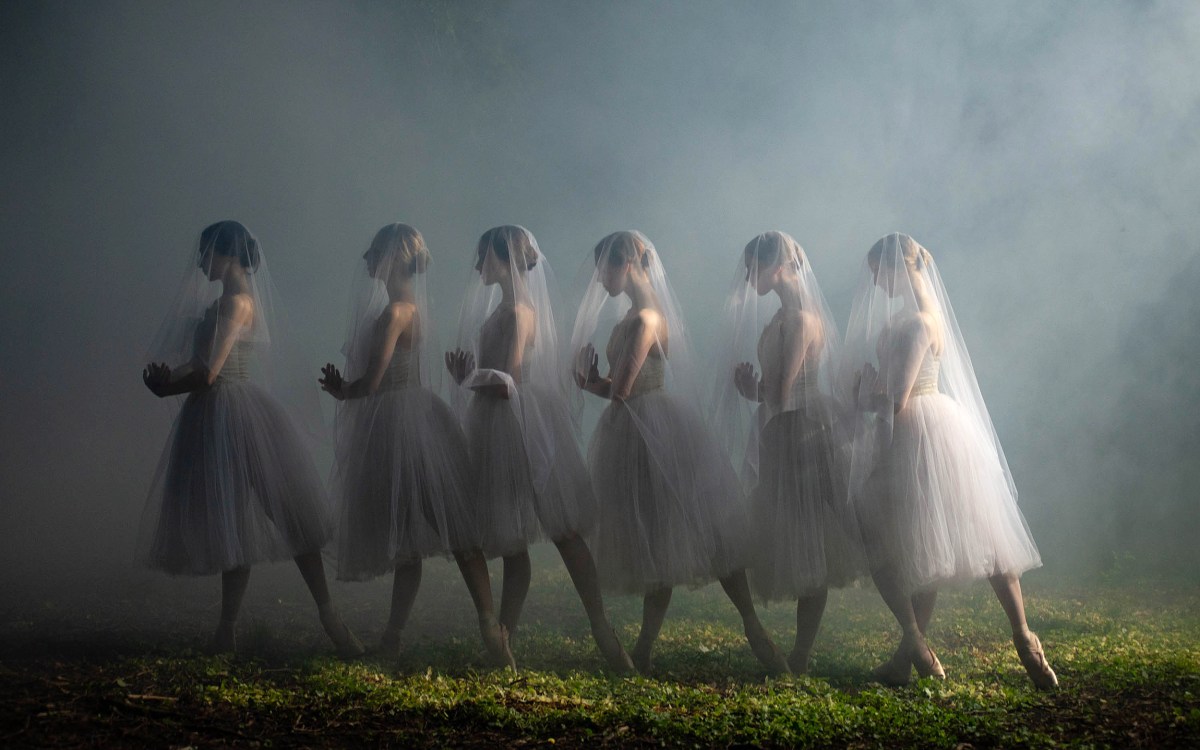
xmin=748 ymin=258 xmax=780 ymax=297
xmin=199 ymin=247 xmax=231 ymax=282
xmin=599 ymin=255 xmax=629 ymax=298
xmin=478 ymin=246 xmax=506 ymax=286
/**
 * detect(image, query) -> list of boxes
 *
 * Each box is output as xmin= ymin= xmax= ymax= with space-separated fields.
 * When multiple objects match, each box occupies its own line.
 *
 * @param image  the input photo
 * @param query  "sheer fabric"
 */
xmin=840 ymin=233 xmax=1040 ymax=593
xmin=570 ymin=230 xmax=747 ymax=594
xmin=138 ymin=222 xmax=331 ymax=575
xmin=451 ymin=225 xmax=594 ymax=558
xmin=330 ymin=233 xmax=477 ymax=581
xmin=713 ymin=232 xmax=864 ymax=600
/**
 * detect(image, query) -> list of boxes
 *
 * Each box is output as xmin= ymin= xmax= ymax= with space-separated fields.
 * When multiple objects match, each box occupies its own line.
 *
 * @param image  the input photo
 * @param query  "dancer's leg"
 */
xmin=631 ymin=586 xmax=672 ymax=673
xmin=554 ymin=533 xmax=633 ymax=673
xmin=294 ymin=550 xmax=364 ymax=657
xmin=454 ymin=549 xmax=515 ymax=668
xmin=379 ymin=561 xmax=422 ymax=655
xmin=499 ymin=549 xmax=531 ymax=638
xmin=790 ymin=587 xmax=829 ymax=674
xmin=990 ymin=573 xmax=1057 ymax=690
xmin=211 ymin=566 xmax=251 ymax=652
xmin=720 ymin=570 xmax=790 ymax=674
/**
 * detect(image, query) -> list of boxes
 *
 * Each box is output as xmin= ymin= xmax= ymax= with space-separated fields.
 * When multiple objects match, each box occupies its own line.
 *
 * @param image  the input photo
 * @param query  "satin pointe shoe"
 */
xmin=1014 ymin=629 xmax=1058 ymax=691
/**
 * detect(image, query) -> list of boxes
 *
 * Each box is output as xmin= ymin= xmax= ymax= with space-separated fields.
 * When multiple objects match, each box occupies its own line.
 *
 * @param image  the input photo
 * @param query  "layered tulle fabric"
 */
xmin=841 ymin=234 xmax=1041 ymax=593
xmin=712 ymin=232 xmax=865 ymax=600
xmin=571 ymin=232 xmax=749 ymax=594
xmin=855 ymin=357 xmax=1041 ymax=591
xmin=748 ymin=402 xmax=864 ymax=600
xmin=332 ymin=376 xmax=477 ymax=580
xmin=137 ymin=369 xmax=332 ymax=575
xmin=466 ymin=383 xmax=595 ymax=557
xmin=590 ymin=387 xmax=748 ymax=594
xmin=452 ymin=226 xmax=596 ymax=558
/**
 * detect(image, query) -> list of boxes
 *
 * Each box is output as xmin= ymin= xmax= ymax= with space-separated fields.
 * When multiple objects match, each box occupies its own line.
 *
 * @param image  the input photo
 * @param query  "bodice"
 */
xmin=912 ymin=355 xmax=941 ymax=397
xmin=606 ymin=335 xmax=666 ymax=397
xmin=195 ymin=308 xmax=252 ymax=382
xmin=378 ymin=348 xmax=415 ymax=391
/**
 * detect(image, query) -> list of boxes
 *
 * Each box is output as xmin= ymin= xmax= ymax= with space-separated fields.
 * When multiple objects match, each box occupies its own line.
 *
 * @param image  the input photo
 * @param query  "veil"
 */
xmin=144 ymin=220 xmax=321 ymax=435
xmin=450 ymin=225 xmax=573 ymax=501
xmin=712 ymin=231 xmax=843 ymax=486
xmin=840 ymin=232 xmax=1019 ymax=509
xmin=568 ymin=230 xmax=703 ymax=406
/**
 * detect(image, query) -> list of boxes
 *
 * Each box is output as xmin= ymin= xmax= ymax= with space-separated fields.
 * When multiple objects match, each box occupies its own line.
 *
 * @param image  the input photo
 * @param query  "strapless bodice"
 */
xmin=378 ymin=348 xmax=415 ymax=391
xmin=627 ymin=355 xmax=666 ymax=397
xmin=912 ymin=355 xmax=940 ymax=397
xmin=216 ymin=340 xmax=252 ymax=382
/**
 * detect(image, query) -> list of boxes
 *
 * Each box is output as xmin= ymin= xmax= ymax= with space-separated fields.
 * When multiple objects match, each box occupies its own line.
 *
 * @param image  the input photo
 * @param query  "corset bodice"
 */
xmin=378 ymin=348 xmax=415 ymax=391
xmin=912 ymin=355 xmax=940 ymax=397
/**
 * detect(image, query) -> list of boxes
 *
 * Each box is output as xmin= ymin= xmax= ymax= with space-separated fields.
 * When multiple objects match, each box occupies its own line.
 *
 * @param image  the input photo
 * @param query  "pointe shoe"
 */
xmin=911 ymin=639 xmax=946 ymax=680
xmin=206 ymin=620 xmax=237 ymax=655
xmin=592 ymin=625 xmax=636 ymax=676
xmin=870 ymin=646 xmax=912 ymax=687
xmin=319 ymin=607 xmax=366 ymax=658
xmin=630 ymin=642 xmax=653 ymax=675
xmin=746 ymin=625 xmax=792 ymax=676
xmin=1014 ymin=630 xmax=1058 ymax=691
xmin=377 ymin=627 xmax=403 ymax=659
xmin=787 ymin=650 xmax=811 ymax=676
xmin=479 ymin=617 xmax=516 ymax=670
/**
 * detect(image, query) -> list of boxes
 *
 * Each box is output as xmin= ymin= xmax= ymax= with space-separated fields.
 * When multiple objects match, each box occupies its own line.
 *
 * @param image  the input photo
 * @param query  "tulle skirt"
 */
xmin=137 ymin=380 xmax=332 ymax=576
xmin=749 ymin=407 xmax=865 ymax=601
xmin=465 ymin=385 xmax=595 ymax=558
xmin=856 ymin=393 xmax=1041 ymax=593
xmin=590 ymin=390 xmax=748 ymax=594
xmin=332 ymin=387 xmax=477 ymax=581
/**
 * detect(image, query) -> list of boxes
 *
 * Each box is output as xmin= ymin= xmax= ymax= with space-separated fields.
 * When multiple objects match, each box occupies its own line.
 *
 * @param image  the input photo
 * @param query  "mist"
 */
xmin=2 ymin=0 xmax=1199 ymax=595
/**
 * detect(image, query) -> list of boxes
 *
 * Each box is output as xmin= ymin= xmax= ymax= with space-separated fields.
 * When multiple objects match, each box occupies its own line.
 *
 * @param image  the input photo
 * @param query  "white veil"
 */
xmin=712 ymin=231 xmax=843 ymax=485
xmin=568 ymin=230 xmax=703 ymax=405
xmin=840 ymin=232 xmax=1018 ymax=508
xmin=451 ymin=225 xmax=571 ymax=500
xmin=145 ymin=220 xmax=321 ymax=433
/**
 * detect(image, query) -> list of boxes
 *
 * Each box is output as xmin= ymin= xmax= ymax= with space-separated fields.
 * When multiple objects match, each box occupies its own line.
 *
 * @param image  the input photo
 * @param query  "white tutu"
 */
xmin=748 ymin=404 xmax=865 ymax=601
xmin=332 ymin=384 xmax=477 ymax=581
xmin=466 ymin=384 xmax=595 ymax=558
xmin=137 ymin=378 xmax=332 ymax=576
xmin=590 ymin=386 xmax=749 ymax=595
xmin=856 ymin=367 xmax=1041 ymax=593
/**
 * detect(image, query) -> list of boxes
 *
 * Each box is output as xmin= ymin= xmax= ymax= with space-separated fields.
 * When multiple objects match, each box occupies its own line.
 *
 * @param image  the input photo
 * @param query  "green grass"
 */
xmin=1 ymin=558 xmax=1197 ymax=747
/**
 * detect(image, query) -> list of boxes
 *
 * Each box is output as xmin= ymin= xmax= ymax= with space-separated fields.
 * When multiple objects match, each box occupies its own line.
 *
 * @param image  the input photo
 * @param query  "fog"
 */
xmin=2 ymin=0 xmax=1198 ymax=595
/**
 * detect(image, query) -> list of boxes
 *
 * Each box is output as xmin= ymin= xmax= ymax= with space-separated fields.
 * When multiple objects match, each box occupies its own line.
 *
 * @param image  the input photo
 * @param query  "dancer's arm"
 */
xmin=143 ymin=295 xmax=253 ymax=397
xmin=883 ymin=315 xmax=934 ymax=414
xmin=608 ymin=310 xmax=661 ymax=401
xmin=321 ymin=303 xmax=412 ymax=400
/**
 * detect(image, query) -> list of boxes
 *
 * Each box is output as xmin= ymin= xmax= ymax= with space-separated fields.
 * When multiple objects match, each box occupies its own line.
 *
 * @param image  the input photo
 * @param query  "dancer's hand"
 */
xmin=445 ymin=349 xmax=475 ymax=385
xmin=734 ymin=361 xmax=760 ymax=401
xmin=142 ymin=362 xmax=171 ymax=397
xmin=574 ymin=344 xmax=609 ymax=395
xmin=319 ymin=363 xmax=346 ymax=400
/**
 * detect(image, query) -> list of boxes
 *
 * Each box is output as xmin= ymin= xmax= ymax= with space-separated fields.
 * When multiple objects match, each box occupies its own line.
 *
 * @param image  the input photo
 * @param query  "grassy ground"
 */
xmin=1 ymin=552 xmax=1197 ymax=748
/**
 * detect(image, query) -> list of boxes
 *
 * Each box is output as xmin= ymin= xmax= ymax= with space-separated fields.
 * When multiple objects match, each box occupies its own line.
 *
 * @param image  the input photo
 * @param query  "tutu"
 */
xmin=842 ymin=234 xmax=1042 ymax=595
xmin=589 ymin=359 xmax=748 ymax=594
xmin=332 ymin=362 xmax=477 ymax=580
xmin=466 ymin=383 xmax=595 ymax=558
xmin=855 ymin=356 xmax=1041 ymax=592
xmin=748 ymin=402 xmax=864 ymax=600
xmin=138 ymin=349 xmax=332 ymax=575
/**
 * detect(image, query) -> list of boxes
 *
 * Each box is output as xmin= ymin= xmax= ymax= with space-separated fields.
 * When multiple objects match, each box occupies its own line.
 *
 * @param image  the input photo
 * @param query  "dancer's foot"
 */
xmin=630 ymin=641 xmax=653 ymax=675
xmin=319 ymin=606 xmax=365 ymax=658
xmin=377 ymin=627 xmax=403 ymax=659
xmin=206 ymin=619 xmax=237 ymax=655
xmin=1014 ymin=630 xmax=1058 ymax=691
xmin=907 ymin=632 xmax=946 ymax=680
xmin=869 ymin=645 xmax=912 ymax=687
xmin=592 ymin=625 xmax=635 ymax=675
xmin=745 ymin=623 xmax=791 ymax=676
xmin=787 ymin=649 xmax=811 ymax=676
xmin=479 ymin=617 xmax=516 ymax=670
